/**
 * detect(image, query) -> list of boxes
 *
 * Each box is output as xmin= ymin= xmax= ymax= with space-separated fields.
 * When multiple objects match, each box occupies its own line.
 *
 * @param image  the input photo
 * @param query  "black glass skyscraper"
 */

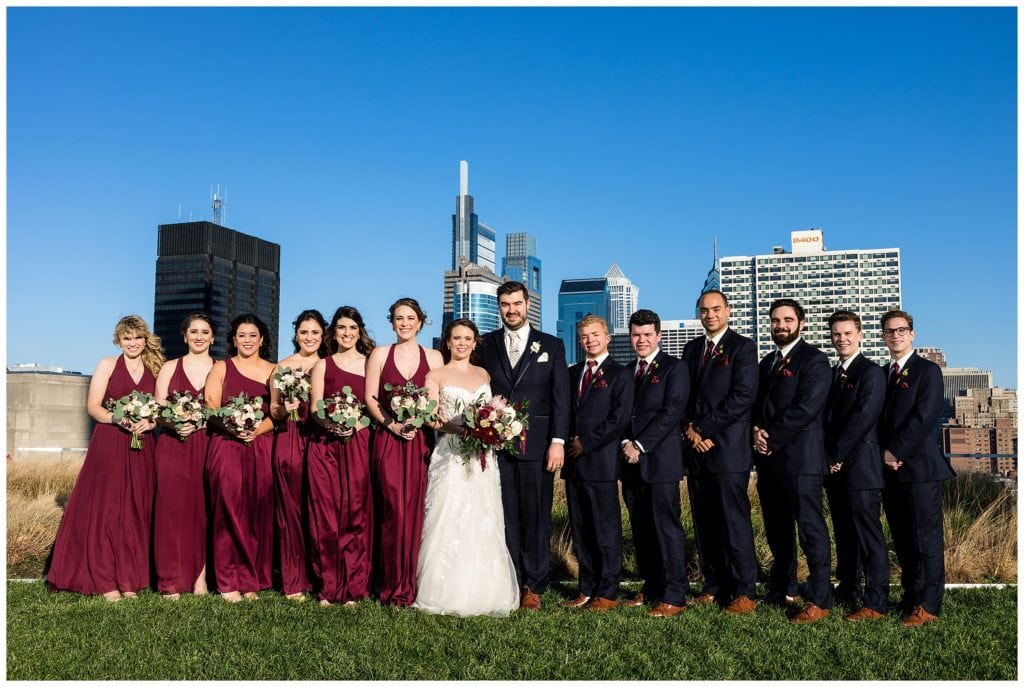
xmin=153 ymin=221 xmax=281 ymax=361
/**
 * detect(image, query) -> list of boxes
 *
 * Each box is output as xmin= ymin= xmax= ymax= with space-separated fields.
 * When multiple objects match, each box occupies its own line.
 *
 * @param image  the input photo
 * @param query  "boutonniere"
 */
xmin=592 ymin=368 xmax=608 ymax=389
xmin=896 ymin=368 xmax=910 ymax=390
xmin=530 ymin=341 xmax=541 ymax=354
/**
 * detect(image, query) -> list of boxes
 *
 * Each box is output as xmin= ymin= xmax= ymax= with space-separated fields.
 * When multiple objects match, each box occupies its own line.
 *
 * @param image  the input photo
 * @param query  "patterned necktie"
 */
xmin=772 ymin=351 xmax=785 ymax=375
xmin=701 ymin=339 xmax=715 ymax=368
xmin=635 ymin=359 xmax=648 ymax=389
xmin=508 ymin=332 xmax=521 ymax=368
xmin=579 ymin=360 xmax=597 ymax=399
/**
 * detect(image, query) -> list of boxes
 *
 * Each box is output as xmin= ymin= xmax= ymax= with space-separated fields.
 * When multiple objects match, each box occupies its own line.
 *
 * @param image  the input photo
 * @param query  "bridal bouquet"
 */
xmin=458 ymin=394 xmax=529 ymax=471
xmin=106 ymin=390 xmax=160 ymax=450
xmin=214 ymin=392 xmax=265 ymax=436
xmin=315 ymin=385 xmax=371 ymax=443
xmin=383 ymin=381 xmax=439 ymax=430
xmin=272 ymin=366 xmax=311 ymax=421
xmin=160 ymin=390 xmax=207 ymax=441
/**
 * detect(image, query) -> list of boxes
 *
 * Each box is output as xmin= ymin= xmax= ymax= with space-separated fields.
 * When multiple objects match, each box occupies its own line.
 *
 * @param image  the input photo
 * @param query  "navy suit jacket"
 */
xmin=481 ymin=327 xmax=570 ymax=462
xmin=681 ymin=327 xmax=758 ymax=474
xmin=622 ymin=350 xmax=688 ymax=483
xmin=564 ymin=357 xmax=634 ymax=482
xmin=878 ymin=352 xmax=955 ymax=484
xmin=824 ymin=353 xmax=885 ymax=490
xmin=753 ymin=338 xmax=831 ymax=476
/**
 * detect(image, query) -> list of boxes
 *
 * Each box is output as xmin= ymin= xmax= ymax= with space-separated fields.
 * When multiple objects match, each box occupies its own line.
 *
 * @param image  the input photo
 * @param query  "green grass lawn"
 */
xmin=7 ymin=581 xmax=1016 ymax=680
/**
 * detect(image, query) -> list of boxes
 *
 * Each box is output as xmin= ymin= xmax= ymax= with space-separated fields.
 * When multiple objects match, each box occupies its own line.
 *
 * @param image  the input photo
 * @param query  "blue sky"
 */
xmin=6 ymin=7 xmax=1017 ymax=386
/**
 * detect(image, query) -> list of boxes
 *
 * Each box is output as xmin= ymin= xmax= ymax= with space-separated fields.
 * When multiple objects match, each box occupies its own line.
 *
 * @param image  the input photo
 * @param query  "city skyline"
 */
xmin=6 ymin=7 xmax=1016 ymax=387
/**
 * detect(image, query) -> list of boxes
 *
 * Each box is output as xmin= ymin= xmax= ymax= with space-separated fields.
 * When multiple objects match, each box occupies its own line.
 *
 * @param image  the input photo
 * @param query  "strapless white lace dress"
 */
xmin=412 ymin=383 xmax=519 ymax=617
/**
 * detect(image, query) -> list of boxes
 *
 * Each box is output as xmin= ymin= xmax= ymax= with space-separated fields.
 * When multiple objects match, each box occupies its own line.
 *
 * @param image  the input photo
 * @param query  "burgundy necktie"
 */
xmin=890 ymin=362 xmax=901 ymax=386
xmin=701 ymin=339 xmax=715 ymax=368
xmin=635 ymin=359 xmax=648 ymax=389
xmin=579 ymin=360 xmax=597 ymax=399
xmin=772 ymin=351 xmax=785 ymax=375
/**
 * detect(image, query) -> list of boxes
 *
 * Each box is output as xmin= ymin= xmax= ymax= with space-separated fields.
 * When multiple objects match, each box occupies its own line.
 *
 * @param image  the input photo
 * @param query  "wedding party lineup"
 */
xmin=45 ymin=280 xmax=954 ymax=628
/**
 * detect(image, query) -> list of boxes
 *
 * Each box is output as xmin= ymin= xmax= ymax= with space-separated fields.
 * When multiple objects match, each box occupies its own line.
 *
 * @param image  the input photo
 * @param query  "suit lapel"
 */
xmin=512 ymin=327 xmax=541 ymax=387
xmin=492 ymin=330 xmax=514 ymax=384
xmin=579 ymin=358 xmax=607 ymax=407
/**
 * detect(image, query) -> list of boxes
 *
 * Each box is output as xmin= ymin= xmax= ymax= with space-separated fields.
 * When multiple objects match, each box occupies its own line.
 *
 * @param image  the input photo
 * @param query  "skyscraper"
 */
xmin=557 ymin=278 xmax=611 ymax=365
xmin=153 ymin=221 xmax=281 ymax=361
xmin=442 ymin=161 xmax=502 ymax=336
xmin=695 ymin=238 xmax=721 ymax=317
xmin=605 ymin=263 xmax=639 ymax=335
xmin=451 ymin=160 xmax=496 ymax=272
xmin=720 ymin=229 xmax=901 ymax=364
xmin=501 ymin=232 xmax=542 ymax=328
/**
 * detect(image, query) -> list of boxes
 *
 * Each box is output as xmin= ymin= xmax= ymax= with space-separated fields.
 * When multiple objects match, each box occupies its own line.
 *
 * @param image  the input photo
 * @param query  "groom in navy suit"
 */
xmin=877 ymin=309 xmax=955 ymax=627
xmin=752 ymin=298 xmax=833 ymax=624
xmin=480 ymin=281 xmax=570 ymax=611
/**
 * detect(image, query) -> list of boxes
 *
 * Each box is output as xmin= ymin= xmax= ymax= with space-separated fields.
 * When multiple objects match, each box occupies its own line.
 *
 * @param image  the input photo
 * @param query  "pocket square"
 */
xmin=593 ymin=378 xmax=609 ymax=389
xmin=649 ymin=375 xmax=661 ymax=385
xmin=537 ymin=353 xmax=549 ymax=363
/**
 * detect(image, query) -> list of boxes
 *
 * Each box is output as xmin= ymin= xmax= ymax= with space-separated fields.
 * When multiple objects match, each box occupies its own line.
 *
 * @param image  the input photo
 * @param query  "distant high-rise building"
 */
xmin=658 ymin=319 xmax=706 ymax=357
xmin=557 ymin=278 xmax=611 ymax=365
xmin=916 ymin=346 xmax=947 ymax=368
xmin=943 ymin=387 xmax=1018 ymax=477
xmin=695 ymin=238 xmax=721 ymax=317
xmin=441 ymin=161 xmax=503 ymax=337
xmin=451 ymin=160 xmax=496 ymax=272
xmin=940 ymin=367 xmax=994 ymax=422
xmin=502 ymin=232 xmax=542 ymax=329
xmin=154 ymin=221 xmax=280 ymax=361
xmin=605 ymin=264 xmax=639 ymax=335
xmin=720 ymin=229 xmax=900 ymax=365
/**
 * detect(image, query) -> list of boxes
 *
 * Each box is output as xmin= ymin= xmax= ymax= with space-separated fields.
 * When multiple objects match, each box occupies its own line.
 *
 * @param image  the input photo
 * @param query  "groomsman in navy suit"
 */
xmin=877 ymin=309 xmax=955 ymax=627
xmin=481 ymin=281 xmax=570 ymax=611
xmin=823 ymin=310 xmax=889 ymax=622
xmin=562 ymin=315 xmax=633 ymax=612
xmin=682 ymin=290 xmax=759 ymax=615
xmin=752 ymin=298 xmax=833 ymax=623
xmin=619 ymin=309 xmax=691 ymax=618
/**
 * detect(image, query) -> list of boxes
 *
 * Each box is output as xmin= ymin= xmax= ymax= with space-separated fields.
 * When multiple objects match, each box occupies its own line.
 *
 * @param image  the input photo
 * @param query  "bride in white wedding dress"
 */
xmin=413 ymin=319 xmax=519 ymax=617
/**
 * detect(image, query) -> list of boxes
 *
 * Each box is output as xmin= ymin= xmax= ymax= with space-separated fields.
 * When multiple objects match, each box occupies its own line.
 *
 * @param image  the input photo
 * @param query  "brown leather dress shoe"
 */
xmin=560 ymin=593 xmax=590 ymax=609
xmin=900 ymin=605 xmax=938 ymax=627
xmin=582 ymin=596 xmax=617 ymax=612
xmin=723 ymin=595 xmax=757 ymax=615
xmin=789 ymin=602 xmax=829 ymax=624
xmin=621 ymin=592 xmax=646 ymax=608
xmin=520 ymin=587 xmax=541 ymax=611
xmin=691 ymin=592 xmax=716 ymax=605
xmin=648 ymin=602 xmax=687 ymax=618
xmin=845 ymin=607 xmax=886 ymax=622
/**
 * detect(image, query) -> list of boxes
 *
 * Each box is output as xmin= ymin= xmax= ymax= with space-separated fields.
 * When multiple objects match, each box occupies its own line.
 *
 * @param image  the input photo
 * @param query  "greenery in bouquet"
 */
xmin=273 ymin=366 xmax=312 ymax=421
xmin=160 ymin=390 xmax=207 ymax=441
xmin=383 ymin=381 xmax=440 ymax=429
xmin=459 ymin=394 xmax=529 ymax=470
xmin=214 ymin=392 xmax=265 ymax=436
xmin=106 ymin=390 xmax=160 ymax=450
xmin=315 ymin=385 xmax=371 ymax=443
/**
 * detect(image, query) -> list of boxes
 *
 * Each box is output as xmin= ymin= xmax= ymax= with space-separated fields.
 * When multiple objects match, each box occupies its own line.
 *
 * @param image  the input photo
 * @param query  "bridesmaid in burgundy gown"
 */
xmin=205 ymin=314 xmax=277 ymax=603
xmin=308 ymin=306 xmax=376 ymax=606
xmin=365 ymin=298 xmax=443 ymax=606
xmin=47 ymin=315 xmax=165 ymax=601
xmin=152 ymin=313 xmax=215 ymax=600
xmin=269 ymin=309 xmax=327 ymax=601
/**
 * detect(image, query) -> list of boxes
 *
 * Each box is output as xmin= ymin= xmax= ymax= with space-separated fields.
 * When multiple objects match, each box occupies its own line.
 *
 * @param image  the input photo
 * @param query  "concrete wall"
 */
xmin=7 ymin=372 xmax=94 ymax=461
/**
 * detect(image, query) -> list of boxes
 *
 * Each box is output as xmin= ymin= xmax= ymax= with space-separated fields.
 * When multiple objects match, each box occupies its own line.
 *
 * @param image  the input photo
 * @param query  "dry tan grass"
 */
xmin=7 ymin=458 xmax=82 ymax=500
xmin=7 ymin=492 xmax=64 ymax=566
xmin=944 ymin=489 xmax=1017 ymax=582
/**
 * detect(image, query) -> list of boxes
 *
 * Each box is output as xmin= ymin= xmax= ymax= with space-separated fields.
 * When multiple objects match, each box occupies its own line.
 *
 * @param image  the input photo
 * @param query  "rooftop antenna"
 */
xmin=211 ymin=184 xmax=227 ymax=226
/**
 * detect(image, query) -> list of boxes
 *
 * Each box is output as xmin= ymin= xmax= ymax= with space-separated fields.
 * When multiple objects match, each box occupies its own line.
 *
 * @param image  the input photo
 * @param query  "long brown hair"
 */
xmin=327 ymin=306 xmax=375 ymax=356
xmin=113 ymin=315 xmax=165 ymax=377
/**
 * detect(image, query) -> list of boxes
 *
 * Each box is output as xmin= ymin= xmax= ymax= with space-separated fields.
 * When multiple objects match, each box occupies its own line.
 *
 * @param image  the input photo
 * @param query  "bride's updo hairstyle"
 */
xmin=441 ymin=318 xmax=482 ymax=365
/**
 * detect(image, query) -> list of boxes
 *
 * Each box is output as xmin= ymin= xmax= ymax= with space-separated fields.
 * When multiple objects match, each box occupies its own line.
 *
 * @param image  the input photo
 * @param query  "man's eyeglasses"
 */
xmin=882 ymin=326 xmax=911 ymax=337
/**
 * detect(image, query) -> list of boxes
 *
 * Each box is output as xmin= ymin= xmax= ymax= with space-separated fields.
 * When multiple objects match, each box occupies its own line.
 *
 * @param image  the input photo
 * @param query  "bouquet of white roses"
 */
xmin=315 ymin=385 xmax=371 ymax=444
xmin=458 ymin=394 xmax=529 ymax=470
xmin=160 ymin=390 xmax=208 ymax=441
xmin=106 ymin=390 xmax=160 ymax=450
xmin=214 ymin=392 xmax=265 ymax=436
xmin=272 ymin=366 xmax=311 ymax=421
xmin=383 ymin=381 xmax=439 ymax=431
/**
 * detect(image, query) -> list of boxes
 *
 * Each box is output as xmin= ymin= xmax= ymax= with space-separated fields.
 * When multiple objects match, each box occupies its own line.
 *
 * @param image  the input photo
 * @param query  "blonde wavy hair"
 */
xmin=113 ymin=315 xmax=166 ymax=377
